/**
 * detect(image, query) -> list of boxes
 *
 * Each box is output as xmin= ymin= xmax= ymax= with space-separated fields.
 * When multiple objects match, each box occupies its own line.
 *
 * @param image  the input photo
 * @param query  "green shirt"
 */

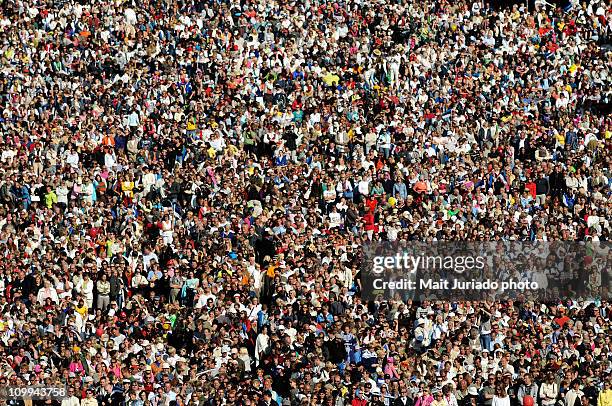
xmin=44 ymin=191 xmax=58 ymax=209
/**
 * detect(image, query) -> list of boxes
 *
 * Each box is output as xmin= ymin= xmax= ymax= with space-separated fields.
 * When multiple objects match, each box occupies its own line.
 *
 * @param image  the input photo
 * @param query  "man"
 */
xmin=258 ymin=391 xmax=279 ymax=406
xmin=540 ymin=373 xmax=559 ymax=406
xmin=61 ymin=387 xmax=80 ymax=406
xmin=44 ymin=185 xmax=58 ymax=209
xmin=481 ymin=375 xmax=497 ymax=406
xmin=394 ymin=387 xmax=411 ymax=406
xmin=81 ymin=389 xmax=99 ymax=406
xmin=169 ymin=271 xmax=183 ymax=304
xmin=534 ymin=172 xmax=549 ymax=206
xmin=126 ymin=391 xmax=143 ymax=406
xmin=548 ymin=164 xmax=566 ymax=199
xmin=565 ymin=380 xmax=583 ymax=406
xmin=109 ymin=269 xmax=124 ymax=308
xmin=518 ymin=374 xmax=539 ymax=406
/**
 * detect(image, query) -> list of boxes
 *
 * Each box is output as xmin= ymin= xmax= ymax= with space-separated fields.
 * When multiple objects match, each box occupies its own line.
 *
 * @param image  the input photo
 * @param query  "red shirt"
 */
xmin=554 ymin=315 xmax=570 ymax=328
xmin=525 ymin=182 xmax=537 ymax=198
xmin=365 ymin=197 xmax=377 ymax=213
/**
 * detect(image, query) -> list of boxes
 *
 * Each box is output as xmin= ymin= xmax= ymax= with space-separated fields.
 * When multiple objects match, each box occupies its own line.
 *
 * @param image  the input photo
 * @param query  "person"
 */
xmin=493 ymin=386 xmax=511 ymax=406
xmin=518 ymin=375 xmax=539 ymax=406
xmin=394 ymin=387 xmax=411 ymax=406
xmin=255 ymin=326 xmax=271 ymax=367
xmin=442 ymin=385 xmax=459 ymax=406
xmin=482 ymin=375 xmax=497 ymax=406
xmin=540 ymin=374 xmax=559 ymax=406
xmin=598 ymin=381 xmax=612 ymax=406
xmin=566 ymin=381 xmax=584 ymax=406
xmin=97 ymin=273 xmax=111 ymax=312
xmin=81 ymin=389 xmax=99 ymax=406
xmin=432 ymin=389 xmax=446 ymax=406
xmin=416 ymin=387 xmax=434 ymax=406
xmin=37 ymin=280 xmax=59 ymax=305
xmin=180 ymin=271 xmax=199 ymax=307
xmin=61 ymin=388 xmax=81 ymax=406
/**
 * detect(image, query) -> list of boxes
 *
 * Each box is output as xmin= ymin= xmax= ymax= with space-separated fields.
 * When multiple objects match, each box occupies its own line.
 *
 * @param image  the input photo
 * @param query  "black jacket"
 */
xmin=535 ymin=177 xmax=549 ymax=195
xmin=394 ymin=396 xmax=413 ymax=406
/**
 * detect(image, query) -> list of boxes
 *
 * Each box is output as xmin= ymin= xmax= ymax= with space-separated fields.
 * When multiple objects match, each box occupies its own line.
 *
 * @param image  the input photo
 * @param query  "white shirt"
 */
xmin=62 ymin=395 xmax=80 ymax=406
xmin=358 ymin=179 xmax=370 ymax=195
xmin=492 ymin=396 xmax=511 ymax=406
xmin=143 ymin=252 xmax=159 ymax=271
xmin=247 ymin=264 xmax=262 ymax=290
xmin=329 ymin=211 xmax=342 ymax=228
xmin=104 ymin=152 xmax=116 ymax=169
xmin=128 ymin=111 xmax=140 ymax=127
xmin=79 ymin=278 xmax=94 ymax=298
xmin=56 ymin=185 xmax=69 ymax=203
xmin=66 ymin=151 xmax=79 ymax=167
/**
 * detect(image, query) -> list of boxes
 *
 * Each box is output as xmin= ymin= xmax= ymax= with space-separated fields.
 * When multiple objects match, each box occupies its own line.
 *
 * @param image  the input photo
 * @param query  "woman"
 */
xmin=415 ymin=387 xmax=434 ymax=406
xmin=82 ymin=176 xmax=96 ymax=204
xmin=96 ymin=273 xmax=111 ymax=312
xmin=597 ymin=381 xmax=612 ymax=406
xmin=37 ymin=279 xmax=59 ymax=304
xmin=160 ymin=213 xmax=174 ymax=245
xmin=80 ymin=273 xmax=94 ymax=309
xmin=492 ymin=385 xmax=511 ymax=406
xmin=431 ymin=389 xmax=446 ymax=406
xmin=72 ymin=177 xmax=83 ymax=201
xmin=442 ymin=384 xmax=459 ymax=406
xmin=110 ymin=359 xmax=123 ymax=379
xmin=121 ymin=174 xmax=135 ymax=205
xmin=94 ymin=174 xmax=106 ymax=202
xmin=68 ymin=355 xmax=84 ymax=376
xmin=181 ymin=271 xmax=199 ymax=307
xmin=254 ymin=326 xmax=270 ymax=366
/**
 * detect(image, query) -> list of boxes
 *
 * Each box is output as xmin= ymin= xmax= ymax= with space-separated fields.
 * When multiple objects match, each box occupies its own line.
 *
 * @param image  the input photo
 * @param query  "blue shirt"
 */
xmin=147 ymin=270 xmax=162 ymax=281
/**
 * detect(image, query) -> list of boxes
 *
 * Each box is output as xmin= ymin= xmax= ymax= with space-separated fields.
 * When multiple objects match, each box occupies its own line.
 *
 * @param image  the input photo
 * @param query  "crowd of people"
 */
xmin=0 ymin=0 xmax=611 ymax=404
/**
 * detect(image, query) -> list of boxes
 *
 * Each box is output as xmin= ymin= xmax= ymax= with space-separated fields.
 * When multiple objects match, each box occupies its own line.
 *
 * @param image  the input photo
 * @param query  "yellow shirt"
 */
xmin=555 ymin=132 xmax=565 ymax=145
xmin=186 ymin=118 xmax=197 ymax=131
xmin=598 ymin=390 xmax=612 ymax=406
xmin=226 ymin=144 xmax=238 ymax=156
xmin=121 ymin=181 xmax=134 ymax=197
xmin=75 ymin=305 xmax=88 ymax=318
